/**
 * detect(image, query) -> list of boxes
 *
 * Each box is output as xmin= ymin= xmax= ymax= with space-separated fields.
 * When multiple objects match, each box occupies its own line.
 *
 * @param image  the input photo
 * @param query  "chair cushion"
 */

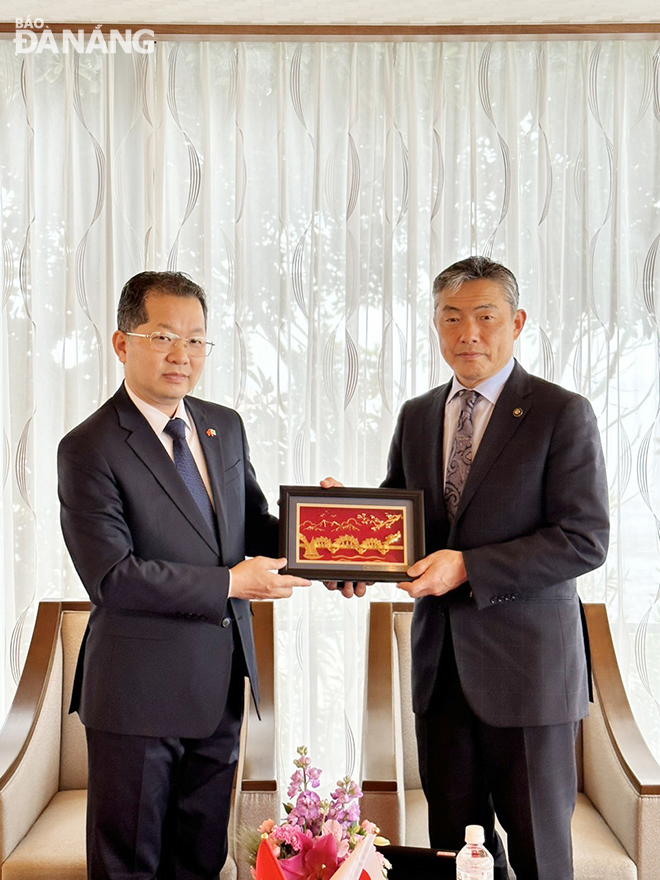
xmin=404 ymin=789 xmax=430 ymax=848
xmin=393 ymin=612 xmax=422 ymax=792
xmin=572 ymin=792 xmax=637 ymax=880
xmin=3 ymin=790 xmax=86 ymax=879
xmin=59 ymin=612 xmax=89 ymax=791
xmin=2 ymin=788 xmax=238 ymax=880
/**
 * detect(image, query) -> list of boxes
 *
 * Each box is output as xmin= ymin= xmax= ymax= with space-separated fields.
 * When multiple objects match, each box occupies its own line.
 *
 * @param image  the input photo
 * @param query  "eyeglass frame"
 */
xmin=123 ymin=331 xmax=215 ymax=358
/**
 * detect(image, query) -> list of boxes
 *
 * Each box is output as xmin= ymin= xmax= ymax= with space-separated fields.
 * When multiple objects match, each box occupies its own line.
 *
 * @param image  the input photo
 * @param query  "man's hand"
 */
xmin=319 ymin=476 xmax=367 ymax=598
xmin=229 ymin=556 xmax=310 ymax=600
xmin=320 ymin=476 xmax=343 ymax=490
xmin=397 ymin=550 xmax=467 ymax=598
xmin=325 ymin=580 xmax=368 ymax=598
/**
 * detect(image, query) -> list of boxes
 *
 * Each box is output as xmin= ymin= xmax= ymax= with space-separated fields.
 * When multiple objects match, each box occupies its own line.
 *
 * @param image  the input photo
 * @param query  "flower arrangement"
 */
xmin=248 ymin=746 xmax=390 ymax=880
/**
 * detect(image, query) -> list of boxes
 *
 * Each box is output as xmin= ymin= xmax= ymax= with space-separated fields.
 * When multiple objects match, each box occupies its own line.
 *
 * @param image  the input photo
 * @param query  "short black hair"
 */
xmin=432 ymin=256 xmax=520 ymax=314
xmin=117 ymin=271 xmax=208 ymax=332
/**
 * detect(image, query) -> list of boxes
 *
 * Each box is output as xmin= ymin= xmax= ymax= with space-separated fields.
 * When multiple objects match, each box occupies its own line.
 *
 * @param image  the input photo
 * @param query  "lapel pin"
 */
xmin=206 ymin=428 xmax=217 ymax=437
xmin=512 ymin=408 xmax=523 ymax=418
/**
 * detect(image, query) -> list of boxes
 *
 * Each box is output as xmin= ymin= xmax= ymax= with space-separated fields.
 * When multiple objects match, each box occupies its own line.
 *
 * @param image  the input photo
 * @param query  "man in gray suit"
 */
xmin=326 ymin=256 xmax=609 ymax=879
xmin=59 ymin=271 xmax=309 ymax=880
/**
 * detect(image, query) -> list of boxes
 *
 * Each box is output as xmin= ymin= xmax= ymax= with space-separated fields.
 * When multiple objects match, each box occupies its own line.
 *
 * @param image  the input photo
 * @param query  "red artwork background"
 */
xmin=296 ymin=504 xmax=406 ymax=566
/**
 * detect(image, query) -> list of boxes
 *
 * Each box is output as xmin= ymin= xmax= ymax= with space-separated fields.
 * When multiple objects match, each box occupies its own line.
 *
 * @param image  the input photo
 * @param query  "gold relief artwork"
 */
xmin=296 ymin=504 xmax=407 ymax=565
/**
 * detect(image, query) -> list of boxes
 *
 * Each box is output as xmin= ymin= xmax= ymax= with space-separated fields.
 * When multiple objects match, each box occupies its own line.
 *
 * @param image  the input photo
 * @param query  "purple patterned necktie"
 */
xmin=444 ymin=390 xmax=480 ymax=522
xmin=164 ymin=417 xmax=216 ymax=533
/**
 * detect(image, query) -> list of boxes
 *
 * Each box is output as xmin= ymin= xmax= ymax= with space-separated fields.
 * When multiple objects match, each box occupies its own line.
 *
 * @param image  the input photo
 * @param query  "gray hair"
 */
xmin=432 ymin=256 xmax=520 ymax=314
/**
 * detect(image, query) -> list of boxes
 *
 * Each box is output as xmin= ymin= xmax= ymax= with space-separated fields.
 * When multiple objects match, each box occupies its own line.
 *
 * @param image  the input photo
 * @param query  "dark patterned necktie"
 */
xmin=163 ymin=417 xmax=216 ymax=533
xmin=444 ymin=390 xmax=480 ymax=522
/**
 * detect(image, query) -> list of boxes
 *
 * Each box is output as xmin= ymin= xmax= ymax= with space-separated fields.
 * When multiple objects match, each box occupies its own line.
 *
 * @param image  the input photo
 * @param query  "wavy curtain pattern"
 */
xmin=1 ymin=40 xmax=660 ymax=788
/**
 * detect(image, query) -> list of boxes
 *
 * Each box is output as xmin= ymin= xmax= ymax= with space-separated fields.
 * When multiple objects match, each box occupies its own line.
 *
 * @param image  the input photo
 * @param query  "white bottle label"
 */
xmin=457 ymin=869 xmax=494 ymax=880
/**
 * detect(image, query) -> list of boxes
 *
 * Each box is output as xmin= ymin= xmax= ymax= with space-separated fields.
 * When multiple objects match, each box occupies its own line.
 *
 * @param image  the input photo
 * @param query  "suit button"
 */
xmin=221 ymin=617 xmax=232 ymax=628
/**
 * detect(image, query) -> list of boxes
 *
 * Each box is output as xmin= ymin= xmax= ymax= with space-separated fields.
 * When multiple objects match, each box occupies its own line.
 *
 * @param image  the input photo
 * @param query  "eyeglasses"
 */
xmin=124 ymin=332 xmax=215 ymax=358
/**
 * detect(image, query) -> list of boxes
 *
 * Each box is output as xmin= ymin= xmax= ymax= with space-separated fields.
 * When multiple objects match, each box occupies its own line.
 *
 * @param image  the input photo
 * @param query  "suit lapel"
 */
xmin=451 ymin=362 xmax=533 ymax=524
xmin=113 ymin=387 xmax=220 ymax=554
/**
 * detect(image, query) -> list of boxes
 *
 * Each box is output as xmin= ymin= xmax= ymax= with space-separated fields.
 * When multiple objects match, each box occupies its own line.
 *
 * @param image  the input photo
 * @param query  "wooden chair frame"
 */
xmin=0 ymin=599 xmax=279 ymax=880
xmin=361 ymin=601 xmax=660 ymax=878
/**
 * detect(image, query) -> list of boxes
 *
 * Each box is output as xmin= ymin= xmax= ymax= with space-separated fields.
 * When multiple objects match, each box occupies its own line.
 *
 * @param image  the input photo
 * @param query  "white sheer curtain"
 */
xmin=1 ymin=39 xmax=660 ymax=791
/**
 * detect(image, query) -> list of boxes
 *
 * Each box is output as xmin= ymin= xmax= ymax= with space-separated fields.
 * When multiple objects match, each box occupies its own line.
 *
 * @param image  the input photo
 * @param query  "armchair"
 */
xmin=361 ymin=601 xmax=660 ymax=880
xmin=0 ymin=599 xmax=279 ymax=880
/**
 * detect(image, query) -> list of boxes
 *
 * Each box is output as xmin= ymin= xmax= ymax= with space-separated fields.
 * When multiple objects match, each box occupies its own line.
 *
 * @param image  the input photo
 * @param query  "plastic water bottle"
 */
xmin=456 ymin=825 xmax=494 ymax=880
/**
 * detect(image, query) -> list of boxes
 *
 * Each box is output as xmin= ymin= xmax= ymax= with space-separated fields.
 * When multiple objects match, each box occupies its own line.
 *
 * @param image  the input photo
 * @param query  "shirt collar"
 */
xmin=124 ymin=382 xmax=192 ymax=436
xmin=447 ymin=357 xmax=515 ymax=407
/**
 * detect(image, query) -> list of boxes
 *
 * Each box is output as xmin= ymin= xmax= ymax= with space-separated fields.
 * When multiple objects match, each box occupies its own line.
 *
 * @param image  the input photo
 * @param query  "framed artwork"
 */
xmin=279 ymin=486 xmax=425 ymax=582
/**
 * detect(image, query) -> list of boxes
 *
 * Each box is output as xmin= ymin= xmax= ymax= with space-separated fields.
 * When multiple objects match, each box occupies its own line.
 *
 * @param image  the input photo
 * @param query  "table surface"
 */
xmin=380 ymin=845 xmax=457 ymax=880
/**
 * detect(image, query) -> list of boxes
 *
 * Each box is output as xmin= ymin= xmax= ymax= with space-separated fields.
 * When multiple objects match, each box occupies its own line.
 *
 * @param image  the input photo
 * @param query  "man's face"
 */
xmin=434 ymin=278 xmax=526 ymax=388
xmin=113 ymin=292 xmax=207 ymax=415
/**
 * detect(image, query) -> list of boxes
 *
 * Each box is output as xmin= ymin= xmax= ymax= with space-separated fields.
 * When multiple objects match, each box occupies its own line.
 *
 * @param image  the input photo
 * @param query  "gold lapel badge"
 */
xmin=206 ymin=428 xmax=217 ymax=437
xmin=512 ymin=408 xmax=523 ymax=418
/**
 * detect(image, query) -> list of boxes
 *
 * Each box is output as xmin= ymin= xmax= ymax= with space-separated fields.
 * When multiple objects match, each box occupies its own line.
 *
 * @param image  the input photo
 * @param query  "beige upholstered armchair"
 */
xmin=361 ymin=602 xmax=660 ymax=880
xmin=0 ymin=599 xmax=280 ymax=880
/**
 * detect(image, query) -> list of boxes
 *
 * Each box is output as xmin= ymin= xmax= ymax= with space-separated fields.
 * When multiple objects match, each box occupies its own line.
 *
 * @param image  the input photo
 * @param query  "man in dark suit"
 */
xmin=58 ymin=271 xmax=310 ymax=880
xmin=325 ymin=256 xmax=609 ymax=879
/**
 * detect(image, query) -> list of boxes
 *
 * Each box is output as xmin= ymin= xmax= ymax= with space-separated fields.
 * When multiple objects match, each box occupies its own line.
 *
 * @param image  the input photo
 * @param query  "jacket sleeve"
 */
xmin=58 ymin=434 xmax=235 ymax=624
xmin=463 ymin=393 xmax=610 ymax=609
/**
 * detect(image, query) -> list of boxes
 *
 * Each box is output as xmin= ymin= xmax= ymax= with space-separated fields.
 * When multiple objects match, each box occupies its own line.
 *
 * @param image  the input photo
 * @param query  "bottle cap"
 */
xmin=465 ymin=825 xmax=485 ymax=845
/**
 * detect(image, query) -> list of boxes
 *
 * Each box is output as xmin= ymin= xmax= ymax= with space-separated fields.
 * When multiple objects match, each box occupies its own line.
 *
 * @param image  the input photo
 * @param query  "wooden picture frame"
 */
xmin=279 ymin=486 xmax=425 ymax=582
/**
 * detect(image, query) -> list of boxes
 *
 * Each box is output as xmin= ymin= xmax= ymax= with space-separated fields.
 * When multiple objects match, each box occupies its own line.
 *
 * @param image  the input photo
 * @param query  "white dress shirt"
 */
xmin=443 ymin=357 xmax=515 ymax=487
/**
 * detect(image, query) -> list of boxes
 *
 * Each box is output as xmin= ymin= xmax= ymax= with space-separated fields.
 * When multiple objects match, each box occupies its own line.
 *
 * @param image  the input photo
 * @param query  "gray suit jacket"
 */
xmin=58 ymin=384 xmax=279 ymax=738
xmin=382 ymin=361 xmax=609 ymax=726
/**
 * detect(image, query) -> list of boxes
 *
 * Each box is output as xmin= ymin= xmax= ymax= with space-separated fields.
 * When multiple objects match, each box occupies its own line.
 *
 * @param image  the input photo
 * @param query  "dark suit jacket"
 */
xmin=58 ymin=384 xmax=279 ymax=739
xmin=382 ymin=361 xmax=609 ymax=727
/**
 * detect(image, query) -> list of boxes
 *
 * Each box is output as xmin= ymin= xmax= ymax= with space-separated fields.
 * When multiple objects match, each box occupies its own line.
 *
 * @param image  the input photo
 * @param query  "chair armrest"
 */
xmin=0 ymin=600 xmax=89 ymax=864
xmin=360 ymin=602 xmax=415 ymax=845
xmin=582 ymin=603 xmax=660 ymax=878
xmin=362 ymin=603 xmax=398 ymax=786
xmin=584 ymin=603 xmax=660 ymax=796
xmin=241 ymin=602 xmax=277 ymax=792
xmin=231 ymin=602 xmax=280 ymax=880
